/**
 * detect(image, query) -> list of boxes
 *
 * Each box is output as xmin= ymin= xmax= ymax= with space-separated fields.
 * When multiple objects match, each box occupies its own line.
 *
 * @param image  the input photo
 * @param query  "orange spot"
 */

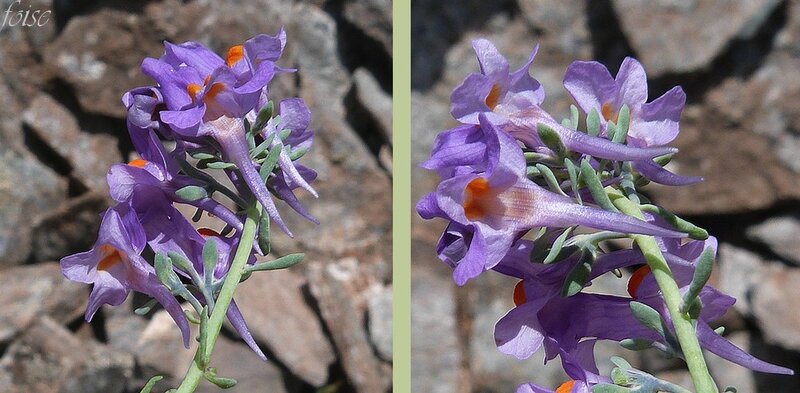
xmin=627 ymin=265 xmax=652 ymax=299
xmin=513 ymin=280 xmax=526 ymax=306
xmin=198 ymin=228 xmax=220 ymax=237
xmin=97 ymin=244 xmax=124 ymax=271
xmin=128 ymin=159 xmax=148 ymax=168
xmin=226 ymin=45 xmax=245 ymax=67
xmin=187 ymin=83 xmax=203 ymax=101
xmin=601 ymin=102 xmax=619 ymax=123
xmin=205 ymin=82 xmax=226 ymax=101
xmin=485 ymin=83 xmax=502 ymax=110
xmin=555 ymin=380 xmax=576 ymax=393
xmin=463 ymin=177 xmax=493 ymax=220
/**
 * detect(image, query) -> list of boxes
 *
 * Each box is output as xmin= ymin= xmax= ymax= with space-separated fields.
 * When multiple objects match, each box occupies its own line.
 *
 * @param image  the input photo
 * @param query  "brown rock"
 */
xmin=0 ymin=263 xmax=87 ymax=344
xmin=307 ymin=258 xmax=391 ymax=393
xmin=0 ymin=316 xmax=134 ymax=393
xmin=227 ymin=269 xmax=335 ymax=387
xmin=135 ymin=308 xmax=197 ymax=378
xmin=746 ymin=215 xmax=800 ymax=266
xmin=516 ymin=0 xmax=591 ymax=58
xmin=30 ymin=191 xmax=111 ymax=263
xmin=23 ymin=94 xmax=121 ymax=192
xmin=613 ymin=0 xmax=784 ymax=76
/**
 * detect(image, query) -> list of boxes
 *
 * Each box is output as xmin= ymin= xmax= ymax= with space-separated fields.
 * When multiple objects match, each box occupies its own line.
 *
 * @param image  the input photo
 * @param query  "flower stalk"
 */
xmin=609 ymin=189 xmax=718 ymax=393
xmin=174 ymin=204 xmax=261 ymax=393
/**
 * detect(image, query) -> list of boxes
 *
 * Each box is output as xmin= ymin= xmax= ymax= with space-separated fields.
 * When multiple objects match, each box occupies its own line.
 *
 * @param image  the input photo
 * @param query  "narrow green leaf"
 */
xmin=166 ymin=252 xmax=194 ymax=275
xmin=204 ymin=372 xmax=237 ymax=389
xmin=570 ymin=104 xmax=580 ymax=130
xmin=580 ymin=158 xmax=619 ymax=212
xmin=175 ymin=185 xmax=208 ymax=202
xmin=154 ymin=253 xmax=180 ymax=290
xmin=587 ymin=108 xmax=601 ymax=137
xmin=564 ymin=158 xmax=582 ymax=204
xmin=190 ymin=152 xmax=218 ymax=161
xmin=259 ymin=145 xmax=282 ymax=182
xmin=289 ymin=146 xmax=309 ymax=161
xmin=251 ymin=101 xmax=274 ymax=134
xmin=592 ymin=383 xmax=630 ymax=393
xmin=562 ymin=250 xmax=594 ymax=296
xmin=630 ymin=301 xmax=666 ymax=338
xmin=278 ymin=128 xmax=292 ymax=141
xmin=723 ymin=387 xmax=738 ymax=393
xmin=715 ymin=326 xmax=726 ymax=335
xmin=257 ymin=211 xmax=271 ymax=255
xmin=612 ymin=105 xmax=630 ymax=144
xmin=611 ymin=367 xmax=631 ymax=385
xmin=206 ymin=161 xmax=238 ymax=170
xmin=202 ymin=238 xmax=219 ymax=290
xmin=681 ymin=245 xmax=714 ymax=314
xmin=245 ymin=253 xmax=305 ymax=273
xmin=535 ymin=163 xmax=568 ymax=197
xmin=640 ymin=204 xmax=708 ymax=240
xmin=610 ymin=356 xmax=633 ymax=370
xmin=134 ymin=299 xmax=159 ymax=316
xmin=198 ymin=305 xmax=210 ymax=363
xmin=139 ymin=375 xmax=164 ymax=393
xmin=537 ymin=123 xmax=567 ymax=156
xmin=620 ymin=338 xmax=654 ymax=351
xmin=542 ymin=227 xmax=575 ymax=264
xmin=184 ymin=309 xmax=201 ymax=324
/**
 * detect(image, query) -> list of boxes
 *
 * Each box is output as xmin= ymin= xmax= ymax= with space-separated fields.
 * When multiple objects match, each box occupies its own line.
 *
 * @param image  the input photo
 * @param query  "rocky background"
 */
xmin=0 ymin=0 xmax=392 ymax=392
xmin=412 ymin=0 xmax=800 ymax=392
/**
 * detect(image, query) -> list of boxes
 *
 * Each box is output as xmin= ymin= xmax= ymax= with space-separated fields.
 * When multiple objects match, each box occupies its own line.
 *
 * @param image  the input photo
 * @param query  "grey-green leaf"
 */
xmin=175 ymin=185 xmax=208 ymax=202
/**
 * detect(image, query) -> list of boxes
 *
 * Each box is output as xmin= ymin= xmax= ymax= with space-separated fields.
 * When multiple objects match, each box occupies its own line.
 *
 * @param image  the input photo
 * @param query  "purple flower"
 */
xmin=125 ymin=187 xmax=266 ymax=359
xmin=60 ymin=205 xmax=191 ymax=347
xmin=134 ymin=30 xmax=309 ymax=236
xmin=516 ymin=340 xmax=610 ymax=393
xmin=563 ymin=58 xmax=701 ymax=186
xmin=450 ymin=39 xmax=676 ymax=162
xmin=418 ymin=115 xmax=685 ymax=284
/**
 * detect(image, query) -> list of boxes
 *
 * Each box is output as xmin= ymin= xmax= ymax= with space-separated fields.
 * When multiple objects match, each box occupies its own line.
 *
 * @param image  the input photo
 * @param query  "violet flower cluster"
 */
xmin=417 ymin=39 xmax=794 ymax=392
xmin=60 ymin=29 xmax=316 ymax=385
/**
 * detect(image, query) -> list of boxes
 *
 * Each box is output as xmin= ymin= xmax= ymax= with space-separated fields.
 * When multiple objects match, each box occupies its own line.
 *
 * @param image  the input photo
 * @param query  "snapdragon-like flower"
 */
xmin=137 ymin=30 xmax=314 ymax=235
xmin=60 ymin=205 xmax=191 ymax=347
xmin=450 ymin=39 xmax=677 ymax=162
xmin=418 ymin=115 xmax=685 ymax=284
xmin=563 ymin=58 xmax=702 ymax=186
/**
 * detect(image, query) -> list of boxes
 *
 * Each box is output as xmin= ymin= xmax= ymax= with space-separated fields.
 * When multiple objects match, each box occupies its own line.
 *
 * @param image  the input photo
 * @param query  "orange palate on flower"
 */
xmin=128 ymin=158 xmax=148 ymax=168
xmin=227 ymin=45 xmax=245 ymax=67
xmin=187 ymin=75 xmax=226 ymax=102
xmin=601 ymin=102 xmax=619 ymax=123
xmin=627 ymin=265 xmax=652 ymax=299
xmin=197 ymin=228 xmax=220 ymax=237
xmin=187 ymin=83 xmax=203 ymax=101
xmin=463 ymin=177 xmax=493 ymax=220
xmin=513 ymin=280 xmax=527 ymax=306
xmin=555 ymin=380 xmax=576 ymax=393
xmin=97 ymin=244 xmax=125 ymax=271
xmin=485 ymin=83 xmax=502 ymax=110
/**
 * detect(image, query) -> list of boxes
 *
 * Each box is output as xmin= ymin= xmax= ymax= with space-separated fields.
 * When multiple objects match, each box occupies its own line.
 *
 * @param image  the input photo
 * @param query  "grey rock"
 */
xmin=366 ymin=283 xmax=393 ymax=361
xmin=134 ymin=309 xmax=198 ymax=378
xmin=0 ymin=144 xmax=67 ymax=266
xmin=343 ymin=0 xmax=392 ymax=54
xmin=0 ymin=262 xmax=87 ymax=343
xmin=0 ymin=316 xmax=134 ymax=393
xmin=23 ymin=94 xmax=121 ymax=192
xmin=226 ymin=268 xmax=335 ymax=387
xmin=30 ymin=192 xmax=111 ymax=263
xmin=516 ymin=0 xmax=592 ymax=58
xmin=613 ymin=0 xmax=784 ymax=76
xmin=718 ymin=243 xmax=765 ymax=316
xmin=750 ymin=262 xmax=800 ymax=351
xmin=746 ymin=215 xmax=800 ymax=266
xmin=354 ymin=68 xmax=393 ymax=141
xmin=43 ymin=8 xmax=161 ymax=117
xmin=307 ymin=258 xmax=391 ymax=393
xmin=410 ymin=258 xmax=463 ymax=393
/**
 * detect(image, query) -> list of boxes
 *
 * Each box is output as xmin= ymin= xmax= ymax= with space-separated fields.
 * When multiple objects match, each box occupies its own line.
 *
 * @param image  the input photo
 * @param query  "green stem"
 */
xmin=173 ymin=204 xmax=261 ymax=393
xmin=609 ymin=190 xmax=718 ymax=393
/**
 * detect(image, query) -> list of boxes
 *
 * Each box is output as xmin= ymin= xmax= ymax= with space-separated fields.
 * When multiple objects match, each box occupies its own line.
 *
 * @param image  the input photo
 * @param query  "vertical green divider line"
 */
xmin=393 ymin=0 xmax=411 ymax=392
